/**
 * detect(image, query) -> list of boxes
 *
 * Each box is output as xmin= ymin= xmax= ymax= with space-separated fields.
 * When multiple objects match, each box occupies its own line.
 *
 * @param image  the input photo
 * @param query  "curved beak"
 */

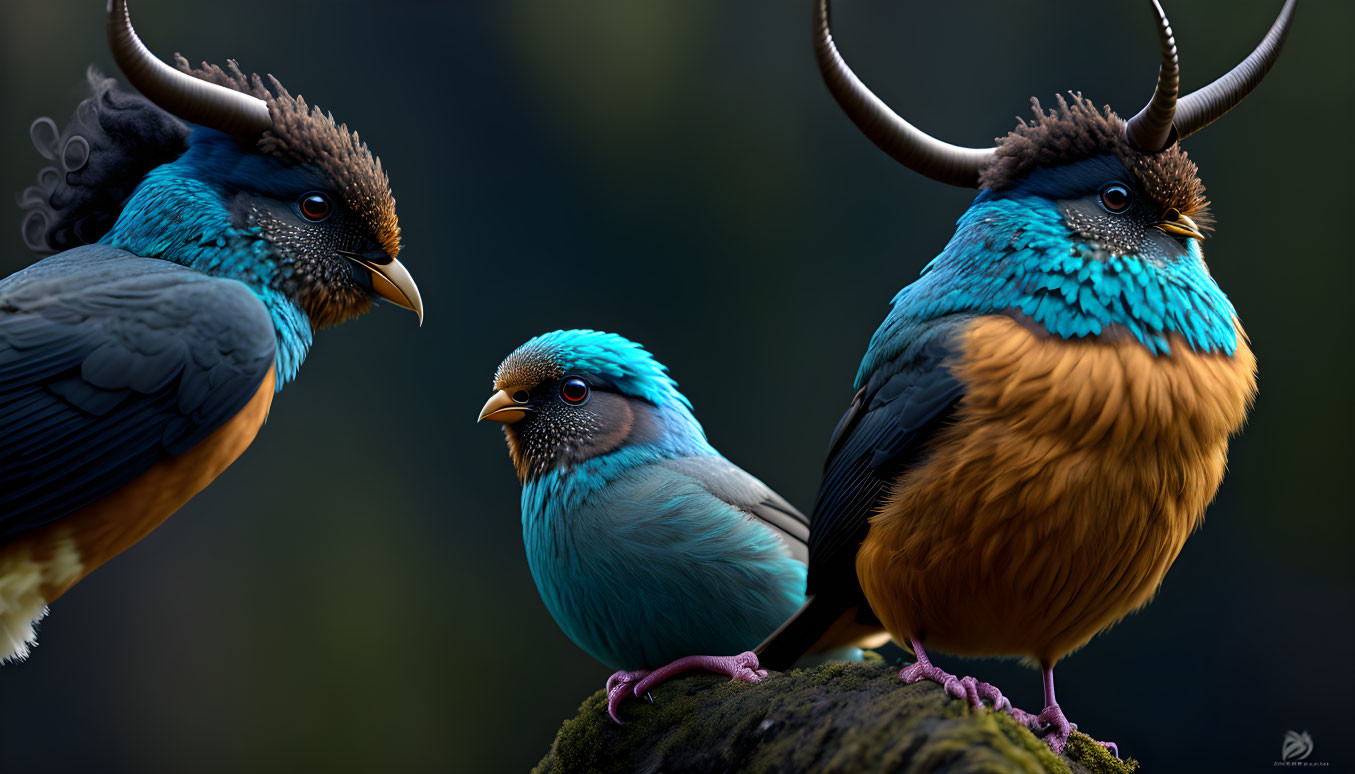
xmin=478 ymin=389 xmax=528 ymax=424
xmin=1154 ymin=209 xmax=1206 ymax=242
xmin=339 ymin=249 xmax=424 ymax=325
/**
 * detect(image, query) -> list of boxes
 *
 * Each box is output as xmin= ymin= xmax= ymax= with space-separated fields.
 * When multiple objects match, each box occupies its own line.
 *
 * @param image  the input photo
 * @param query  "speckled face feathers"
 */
xmin=174 ymin=57 xmax=402 ymax=259
xmin=493 ymin=342 xmax=565 ymax=395
xmin=981 ymin=94 xmax=1212 ymax=230
xmin=489 ymin=331 xmax=709 ymax=481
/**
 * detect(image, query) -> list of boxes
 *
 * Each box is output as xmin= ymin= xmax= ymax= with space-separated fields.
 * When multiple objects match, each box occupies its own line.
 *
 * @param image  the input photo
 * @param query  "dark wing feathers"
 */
xmin=0 ymin=246 xmax=275 ymax=536
xmin=806 ymin=315 xmax=971 ymax=597
xmin=658 ymin=455 xmax=809 ymax=563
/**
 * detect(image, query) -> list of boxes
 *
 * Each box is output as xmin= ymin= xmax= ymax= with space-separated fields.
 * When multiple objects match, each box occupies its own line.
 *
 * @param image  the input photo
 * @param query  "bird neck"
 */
xmin=99 ymin=160 xmax=313 ymax=389
xmin=521 ymin=428 xmax=716 ymax=521
xmin=857 ymin=193 xmax=1238 ymax=386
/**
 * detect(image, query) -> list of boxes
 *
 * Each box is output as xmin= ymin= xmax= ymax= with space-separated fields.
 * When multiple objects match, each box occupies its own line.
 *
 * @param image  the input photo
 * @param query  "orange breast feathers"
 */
xmin=856 ymin=315 xmax=1257 ymax=666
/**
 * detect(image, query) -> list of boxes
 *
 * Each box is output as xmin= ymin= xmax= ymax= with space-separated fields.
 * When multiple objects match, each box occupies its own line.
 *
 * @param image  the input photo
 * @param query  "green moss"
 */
xmin=1064 ymin=731 xmax=1140 ymax=774
xmin=535 ymin=659 xmax=1133 ymax=773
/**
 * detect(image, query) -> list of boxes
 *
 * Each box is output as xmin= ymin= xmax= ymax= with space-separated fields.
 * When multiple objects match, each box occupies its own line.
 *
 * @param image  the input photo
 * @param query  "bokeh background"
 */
xmin=1 ymin=1 xmax=1351 ymax=771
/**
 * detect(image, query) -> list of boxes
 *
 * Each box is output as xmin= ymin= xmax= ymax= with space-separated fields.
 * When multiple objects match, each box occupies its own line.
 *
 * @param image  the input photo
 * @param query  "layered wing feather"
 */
xmin=658 ymin=455 xmax=809 ymax=563
xmin=0 ymin=246 xmax=275 ymax=535
xmin=806 ymin=315 xmax=972 ymax=598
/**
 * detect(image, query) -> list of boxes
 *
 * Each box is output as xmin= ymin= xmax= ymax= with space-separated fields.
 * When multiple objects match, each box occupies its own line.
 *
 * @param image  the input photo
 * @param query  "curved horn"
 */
xmin=1175 ymin=0 xmax=1297 ymax=140
xmin=1124 ymin=0 xmax=1180 ymax=152
xmin=106 ymin=0 xmax=272 ymax=139
xmin=813 ymin=0 xmax=994 ymax=188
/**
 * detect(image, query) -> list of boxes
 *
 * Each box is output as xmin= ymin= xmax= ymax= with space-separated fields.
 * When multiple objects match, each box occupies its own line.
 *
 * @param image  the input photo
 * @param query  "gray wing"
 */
xmin=658 ymin=455 xmax=809 ymax=563
xmin=0 ymin=245 xmax=275 ymax=535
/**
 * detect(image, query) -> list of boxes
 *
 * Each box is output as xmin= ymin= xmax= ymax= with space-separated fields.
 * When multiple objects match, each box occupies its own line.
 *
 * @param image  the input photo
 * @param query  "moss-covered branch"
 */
xmin=536 ymin=659 xmax=1136 ymax=774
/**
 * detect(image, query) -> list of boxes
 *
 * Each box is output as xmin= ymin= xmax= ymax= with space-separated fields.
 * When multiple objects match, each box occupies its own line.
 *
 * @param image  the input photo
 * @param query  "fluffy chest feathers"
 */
xmin=856 ymin=315 xmax=1256 ymax=662
xmin=519 ymin=450 xmax=806 ymax=670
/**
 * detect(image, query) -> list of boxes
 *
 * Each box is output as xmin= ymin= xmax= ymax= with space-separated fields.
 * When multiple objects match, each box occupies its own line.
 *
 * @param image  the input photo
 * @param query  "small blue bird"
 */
xmin=0 ymin=1 xmax=421 ymax=661
xmin=760 ymin=0 xmax=1291 ymax=755
xmin=478 ymin=330 xmax=808 ymax=721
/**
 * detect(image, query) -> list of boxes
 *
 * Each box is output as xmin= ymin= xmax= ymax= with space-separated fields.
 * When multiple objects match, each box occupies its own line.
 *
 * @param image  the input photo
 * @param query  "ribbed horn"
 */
xmin=1175 ymin=0 xmax=1297 ymax=139
xmin=1125 ymin=0 xmax=1180 ymax=152
xmin=106 ymin=0 xmax=272 ymax=139
xmin=813 ymin=0 xmax=994 ymax=189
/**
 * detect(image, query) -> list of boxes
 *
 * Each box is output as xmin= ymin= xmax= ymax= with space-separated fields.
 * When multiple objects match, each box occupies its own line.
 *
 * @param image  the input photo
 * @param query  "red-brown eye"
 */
xmin=560 ymin=377 xmax=589 ymax=405
xmin=1098 ymin=183 xmax=1133 ymax=214
xmin=299 ymin=192 xmax=333 ymax=221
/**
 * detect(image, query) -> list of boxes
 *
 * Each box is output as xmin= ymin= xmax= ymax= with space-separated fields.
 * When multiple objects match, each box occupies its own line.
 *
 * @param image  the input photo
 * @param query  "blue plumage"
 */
xmin=0 ymin=1 xmax=422 ymax=662
xmin=99 ymin=130 xmax=324 ymax=385
xmin=523 ymin=454 xmax=807 ymax=668
xmin=483 ymin=331 xmax=808 ymax=670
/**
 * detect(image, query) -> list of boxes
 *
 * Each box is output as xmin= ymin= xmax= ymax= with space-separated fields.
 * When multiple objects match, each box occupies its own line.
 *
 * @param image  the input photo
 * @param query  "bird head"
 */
xmin=815 ymin=0 xmax=1295 ymax=266
xmin=478 ymin=330 xmax=709 ymax=481
xmin=88 ymin=0 xmax=421 ymax=330
xmin=972 ymin=93 xmax=1213 ymax=265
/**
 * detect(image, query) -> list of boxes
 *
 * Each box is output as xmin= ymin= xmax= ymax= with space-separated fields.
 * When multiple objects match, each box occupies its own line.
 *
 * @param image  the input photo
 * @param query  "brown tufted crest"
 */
xmin=174 ymin=57 xmax=402 ymax=259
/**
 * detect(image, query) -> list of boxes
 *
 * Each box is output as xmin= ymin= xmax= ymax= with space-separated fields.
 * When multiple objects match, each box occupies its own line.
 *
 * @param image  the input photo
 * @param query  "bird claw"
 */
xmin=604 ymin=652 xmax=766 ymax=724
xmin=1008 ymin=704 xmax=1118 ymax=757
xmin=605 ymin=669 xmax=651 ymax=724
xmin=899 ymin=662 xmax=1010 ymax=711
xmin=1014 ymin=704 xmax=1074 ymax=755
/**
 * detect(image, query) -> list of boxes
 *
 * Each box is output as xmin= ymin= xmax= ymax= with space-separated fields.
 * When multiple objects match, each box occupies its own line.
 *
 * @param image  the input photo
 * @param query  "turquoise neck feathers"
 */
xmin=99 ymin=131 xmax=315 ymax=388
xmin=859 ymin=157 xmax=1238 ymax=387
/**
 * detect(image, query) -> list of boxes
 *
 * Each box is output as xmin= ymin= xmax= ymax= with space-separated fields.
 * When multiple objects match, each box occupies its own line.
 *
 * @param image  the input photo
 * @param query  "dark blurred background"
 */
xmin=1 ymin=1 xmax=1350 ymax=771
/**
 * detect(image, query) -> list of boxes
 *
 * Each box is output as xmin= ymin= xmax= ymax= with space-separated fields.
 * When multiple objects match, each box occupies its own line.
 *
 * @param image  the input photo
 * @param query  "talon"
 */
xmin=607 ymin=683 xmax=629 ymax=724
xmin=604 ymin=668 xmax=651 ymax=724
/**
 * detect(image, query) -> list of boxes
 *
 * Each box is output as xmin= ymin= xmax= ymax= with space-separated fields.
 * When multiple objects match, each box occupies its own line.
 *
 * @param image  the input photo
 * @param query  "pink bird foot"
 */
xmin=605 ymin=651 xmax=767 ymax=724
xmin=1009 ymin=667 xmax=1118 ymax=757
xmin=899 ymin=638 xmax=1011 ymax=711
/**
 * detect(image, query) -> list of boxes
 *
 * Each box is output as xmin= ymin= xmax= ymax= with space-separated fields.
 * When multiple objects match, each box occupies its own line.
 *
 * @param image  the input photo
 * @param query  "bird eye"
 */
xmin=511 ymin=389 xmax=530 ymax=404
xmin=298 ymin=192 xmax=333 ymax=222
xmin=559 ymin=377 xmax=589 ymax=405
xmin=1098 ymin=183 xmax=1133 ymax=214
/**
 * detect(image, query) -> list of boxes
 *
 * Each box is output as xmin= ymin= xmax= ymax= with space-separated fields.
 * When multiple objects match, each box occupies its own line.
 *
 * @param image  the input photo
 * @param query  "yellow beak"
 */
xmin=340 ymin=250 xmax=424 ymax=325
xmin=1154 ymin=209 xmax=1206 ymax=242
xmin=478 ymin=389 xmax=528 ymax=424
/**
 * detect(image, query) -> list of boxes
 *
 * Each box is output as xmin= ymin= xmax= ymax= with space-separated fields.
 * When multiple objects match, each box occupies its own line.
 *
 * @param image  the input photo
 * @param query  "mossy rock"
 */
xmin=535 ymin=659 xmax=1137 ymax=774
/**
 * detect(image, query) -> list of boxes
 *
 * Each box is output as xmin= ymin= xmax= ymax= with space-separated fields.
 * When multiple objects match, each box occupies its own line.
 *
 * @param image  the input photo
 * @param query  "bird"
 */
xmin=758 ymin=0 xmax=1293 ymax=754
xmin=0 ymin=0 xmax=423 ymax=662
xmin=478 ymin=330 xmax=809 ymax=722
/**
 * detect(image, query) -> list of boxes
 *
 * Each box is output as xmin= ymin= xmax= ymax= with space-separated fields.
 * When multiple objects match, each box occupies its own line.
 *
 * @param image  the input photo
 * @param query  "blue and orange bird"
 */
xmin=759 ymin=0 xmax=1294 ymax=754
xmin=478 ymin=331 xmax=809 ymax=722
xmin=0 ymin=2 xmax=422 ymax=661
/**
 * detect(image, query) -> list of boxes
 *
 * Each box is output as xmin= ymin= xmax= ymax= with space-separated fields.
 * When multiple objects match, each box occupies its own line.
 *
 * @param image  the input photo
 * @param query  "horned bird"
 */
xmin=0 ymin=1 xmax=422 ymax=661
xmin=758 ymin=0 xmax=1293 ymax=754
xmin=479 ymin=331 xmax=808 ymax=722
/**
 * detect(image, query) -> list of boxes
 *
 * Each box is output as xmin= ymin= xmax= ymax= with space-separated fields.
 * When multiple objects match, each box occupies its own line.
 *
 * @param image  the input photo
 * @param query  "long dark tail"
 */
xmin=757 ymin=595 xmax=846 ymax=671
